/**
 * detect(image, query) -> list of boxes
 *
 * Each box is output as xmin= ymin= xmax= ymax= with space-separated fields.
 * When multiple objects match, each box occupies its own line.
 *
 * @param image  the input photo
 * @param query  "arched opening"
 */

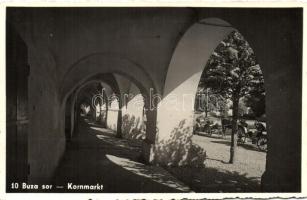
xmin=191 ymin=30 xmax=266 ymax=192
xmin=53 ymin=70 xmax=171 ymax=190
xmin=64 ymin=77 xmax=118 ymax=141
xmin=153 ymin=18 xmax=267 ymax=192
xmin=154 ymin=18 xmax=235 ymax=167
xmin=64 ymin=72 xmax=151 ymax=139
xmin=58 ymin=52 xmax=160 ymax=165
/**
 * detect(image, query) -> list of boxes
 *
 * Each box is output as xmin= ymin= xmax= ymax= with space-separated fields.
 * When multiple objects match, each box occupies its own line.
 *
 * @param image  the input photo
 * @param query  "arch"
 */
xmin=60 ymin=53 xmax=157 ymax=104
xmin=64 ymin=73 xmax=120 ymax=108
xmin=65 ymin=77 xmax=116 ymax=139
xmin=163 ymin=18 xmax=235 ymax=97
xmin=63 ymin=70 xmax=153 ymax=143
xmin=75 ymin=80 xmax=112 ymax=122
xmin=151 ymin=17 xmax=269 ymax=192
xmin=153 ymin=18 xmax=236 ymax=166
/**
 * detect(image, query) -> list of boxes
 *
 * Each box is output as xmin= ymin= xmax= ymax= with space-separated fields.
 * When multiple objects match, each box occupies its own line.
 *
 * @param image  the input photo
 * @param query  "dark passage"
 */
xmin=51 ymin=117 xmax=191 ymax=193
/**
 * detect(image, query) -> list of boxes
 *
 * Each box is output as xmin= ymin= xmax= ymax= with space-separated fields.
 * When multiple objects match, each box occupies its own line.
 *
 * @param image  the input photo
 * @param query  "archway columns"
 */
xmin=142 ymin=73 xmax=206 ymax=166
xmin=121 ymin=93 xmax=145 ymax=140
xmin=260 ymin=90 xmax=301 ymax=192
xmin=259 ymin=60 xmax=301 ymax=192
xmin=141 ymin=108 xmax=157 ymax=163
xmin=69 ymin=91 xmax=78 ymax=139
xmin=246 ymin=17 xmax=302 ymax=191
xmin=116 ymin=109 xmax=123 ymax=138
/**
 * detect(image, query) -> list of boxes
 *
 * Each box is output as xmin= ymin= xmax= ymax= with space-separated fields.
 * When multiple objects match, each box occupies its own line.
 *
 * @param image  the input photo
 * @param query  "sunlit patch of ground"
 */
xmin=166 ymin=134 xmax=266 ymax=192
xmin=193 ymin=135 xmax=266 ymax=181
xmin=106 ymin=154 xmax=192 ymax=192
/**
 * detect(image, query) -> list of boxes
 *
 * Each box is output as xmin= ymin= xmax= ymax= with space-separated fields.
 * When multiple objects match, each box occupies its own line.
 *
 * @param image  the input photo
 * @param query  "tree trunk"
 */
xmin=229 ymin=95 xmax=239 ymax=164
xmin=205 ymin=88 xmax=209 ymax=117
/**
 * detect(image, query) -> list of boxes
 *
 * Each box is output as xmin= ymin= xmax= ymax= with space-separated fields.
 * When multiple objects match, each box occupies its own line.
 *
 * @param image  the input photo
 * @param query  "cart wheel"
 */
xmin=257 ymin=136 xmax=268 ymax=151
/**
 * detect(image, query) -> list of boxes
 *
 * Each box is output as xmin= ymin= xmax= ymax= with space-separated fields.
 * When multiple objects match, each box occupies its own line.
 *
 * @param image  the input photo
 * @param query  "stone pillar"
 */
xmin=116 ymin=108 xmax=122 ymax=138
xmin=141 ymin=108 xmax=157 ymax=164
xmin=153 ymin=73 xmax=205 ymax=166
xmin=243 ymin=12 xmax=302 ymax=192
xmin=258 ymin=41 xmax=302 ymax=192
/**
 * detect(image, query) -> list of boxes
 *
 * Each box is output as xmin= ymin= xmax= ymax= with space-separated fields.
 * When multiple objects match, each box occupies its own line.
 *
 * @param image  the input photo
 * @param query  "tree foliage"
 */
xmin=199 ymin=31 xmax=265 ymax=113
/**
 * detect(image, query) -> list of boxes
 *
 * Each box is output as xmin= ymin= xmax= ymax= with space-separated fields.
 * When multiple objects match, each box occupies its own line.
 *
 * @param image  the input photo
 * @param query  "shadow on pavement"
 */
xmin=51 ymin=116 xmax=190 ymax=193
xmin=167 ymin=166 xmax=261 ymax=192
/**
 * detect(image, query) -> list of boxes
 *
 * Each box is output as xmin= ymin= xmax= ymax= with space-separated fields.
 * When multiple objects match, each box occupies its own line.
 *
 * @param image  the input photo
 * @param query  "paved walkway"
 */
xmin=52 ymin=117 xmax=191 ymax=193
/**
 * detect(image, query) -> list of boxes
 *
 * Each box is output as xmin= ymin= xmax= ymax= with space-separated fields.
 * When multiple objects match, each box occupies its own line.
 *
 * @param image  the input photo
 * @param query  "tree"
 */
xmin=199 ymin=31 xmax=265 ymax=163
xmin=195 ymin=87 xmax=229 ymax=117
